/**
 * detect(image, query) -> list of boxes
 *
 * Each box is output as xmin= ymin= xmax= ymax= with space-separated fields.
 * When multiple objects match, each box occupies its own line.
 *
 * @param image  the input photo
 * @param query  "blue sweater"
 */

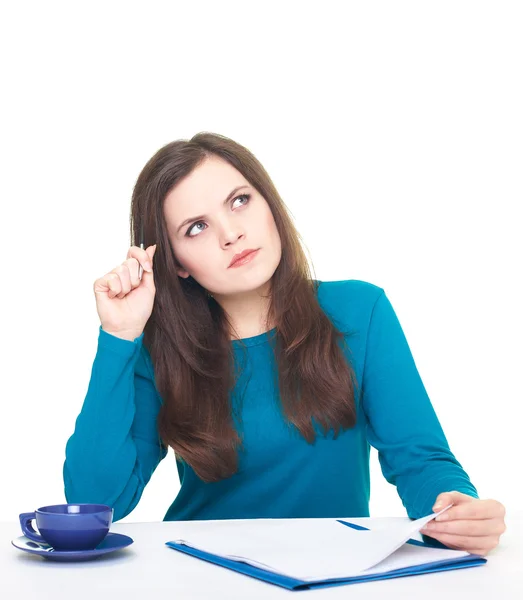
xmin=63 ymin=279 xmax=478 ymax=523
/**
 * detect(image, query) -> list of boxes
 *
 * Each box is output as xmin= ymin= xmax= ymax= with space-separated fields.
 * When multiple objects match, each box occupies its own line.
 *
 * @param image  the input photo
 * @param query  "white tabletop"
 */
xmin=3 ymin=512 xmax=522 ymax=599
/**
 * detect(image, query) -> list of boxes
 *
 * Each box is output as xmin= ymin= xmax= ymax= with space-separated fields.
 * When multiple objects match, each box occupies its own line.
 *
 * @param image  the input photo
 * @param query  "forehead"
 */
xmin=164 ymin=156 xmax=246 ymax=216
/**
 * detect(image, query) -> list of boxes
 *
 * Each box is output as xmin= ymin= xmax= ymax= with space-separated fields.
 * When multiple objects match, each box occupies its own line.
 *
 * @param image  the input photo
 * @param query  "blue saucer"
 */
xmin=11 ymin=532 xmax=134 ymax=562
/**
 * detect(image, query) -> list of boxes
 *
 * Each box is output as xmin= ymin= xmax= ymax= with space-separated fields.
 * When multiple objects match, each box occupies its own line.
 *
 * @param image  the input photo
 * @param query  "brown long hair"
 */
xmin=130 ymin=132 xmax=358 ymax=482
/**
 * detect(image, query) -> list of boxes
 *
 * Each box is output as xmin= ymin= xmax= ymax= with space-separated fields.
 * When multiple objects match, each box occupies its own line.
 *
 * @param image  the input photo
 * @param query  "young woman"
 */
xmin=63 ymin=132 xmax=506 ymax=556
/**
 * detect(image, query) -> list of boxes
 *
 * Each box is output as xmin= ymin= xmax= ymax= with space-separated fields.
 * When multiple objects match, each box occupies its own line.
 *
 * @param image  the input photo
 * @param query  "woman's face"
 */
xmin=163 ymin=156 xmax=282 ymax=298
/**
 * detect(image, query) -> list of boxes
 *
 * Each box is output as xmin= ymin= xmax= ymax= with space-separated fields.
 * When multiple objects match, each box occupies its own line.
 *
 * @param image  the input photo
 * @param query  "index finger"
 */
xmin=436 ymin=500 xmax=503 ymax=521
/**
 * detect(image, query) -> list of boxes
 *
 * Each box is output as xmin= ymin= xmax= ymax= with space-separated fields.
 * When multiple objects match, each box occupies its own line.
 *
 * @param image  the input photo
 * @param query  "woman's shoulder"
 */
xmin=313 ymin=279 xmax=387 ymax=338
xmin=315 ymin=278 xmax=384 ymax=313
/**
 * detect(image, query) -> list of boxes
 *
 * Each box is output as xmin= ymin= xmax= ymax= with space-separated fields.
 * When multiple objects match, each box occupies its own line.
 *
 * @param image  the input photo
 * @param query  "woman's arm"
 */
xmin=63 ymin=326 xmax=167 ymax=522
xmin=361 ymin=290 xmax=478 ymax=519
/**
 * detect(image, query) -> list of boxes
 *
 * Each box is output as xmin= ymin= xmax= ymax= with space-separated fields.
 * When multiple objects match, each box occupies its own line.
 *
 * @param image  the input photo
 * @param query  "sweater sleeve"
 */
xmin=63 ymin=326 xmax=167 ymax=522
xmin=361 ymin=290 xmax=478 ymax=519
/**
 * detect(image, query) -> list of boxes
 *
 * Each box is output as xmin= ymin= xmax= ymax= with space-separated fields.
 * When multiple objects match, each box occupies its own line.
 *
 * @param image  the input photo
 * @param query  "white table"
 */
xmin=2 ymin=512 xmax=522 ymax=599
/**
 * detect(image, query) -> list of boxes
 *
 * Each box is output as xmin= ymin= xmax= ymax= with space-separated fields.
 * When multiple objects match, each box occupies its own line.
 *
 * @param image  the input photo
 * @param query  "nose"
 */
xmin=221 ymin=227 xmax=245 ymax=247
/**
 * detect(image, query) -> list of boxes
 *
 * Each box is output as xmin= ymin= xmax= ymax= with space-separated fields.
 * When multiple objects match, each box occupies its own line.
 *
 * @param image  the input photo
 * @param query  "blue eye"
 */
xmin=185 ymin=194 xmax=251 ymax=237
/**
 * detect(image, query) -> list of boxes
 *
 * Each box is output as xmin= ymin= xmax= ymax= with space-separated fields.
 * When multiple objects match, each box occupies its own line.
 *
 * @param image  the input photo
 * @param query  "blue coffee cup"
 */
xmin=19 ymin=503 xmax=113 ymax=551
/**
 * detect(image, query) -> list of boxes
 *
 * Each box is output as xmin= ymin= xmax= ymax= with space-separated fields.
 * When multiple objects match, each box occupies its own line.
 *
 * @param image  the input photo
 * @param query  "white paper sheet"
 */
xmin=170 ymin=504 xmax=473 ymax=581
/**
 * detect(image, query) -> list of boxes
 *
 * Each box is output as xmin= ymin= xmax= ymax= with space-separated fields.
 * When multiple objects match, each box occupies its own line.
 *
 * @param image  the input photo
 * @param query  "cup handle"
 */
xmin=19 ymin=512 xmax=46 ymax=543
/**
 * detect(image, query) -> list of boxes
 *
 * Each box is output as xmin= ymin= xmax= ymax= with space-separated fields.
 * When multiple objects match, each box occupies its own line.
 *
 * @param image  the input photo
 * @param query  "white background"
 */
xmin=1 ymin=1 xmax=521 ymax=524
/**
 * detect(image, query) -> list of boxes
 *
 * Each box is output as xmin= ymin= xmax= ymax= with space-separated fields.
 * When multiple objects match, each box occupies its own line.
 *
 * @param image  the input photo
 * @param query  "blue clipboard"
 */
xmin=165 ymin=520 xmax=487 ymax=591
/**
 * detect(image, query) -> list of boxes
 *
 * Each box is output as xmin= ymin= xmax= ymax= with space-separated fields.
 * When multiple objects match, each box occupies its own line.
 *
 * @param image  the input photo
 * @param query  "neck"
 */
xmin=213 ymin=281 xmax=273 ymax=341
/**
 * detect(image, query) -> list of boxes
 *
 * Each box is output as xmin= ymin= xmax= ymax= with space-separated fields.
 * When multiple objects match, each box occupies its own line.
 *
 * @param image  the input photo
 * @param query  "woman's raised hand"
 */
xmin=93 ymin=244 xmax=157 ymax=341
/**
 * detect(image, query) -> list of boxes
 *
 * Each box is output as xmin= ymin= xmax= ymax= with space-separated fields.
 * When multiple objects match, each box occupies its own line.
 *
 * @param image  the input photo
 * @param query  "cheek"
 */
xmin=176 ymin=248 xmax=199 ymax=272
xmin=171 ymin=240 xmax=194 ymax=272
xmin=174 ymin=240 xmax=215 ymax=276
xmin=265 ymin=210 xmax=281 ymax=246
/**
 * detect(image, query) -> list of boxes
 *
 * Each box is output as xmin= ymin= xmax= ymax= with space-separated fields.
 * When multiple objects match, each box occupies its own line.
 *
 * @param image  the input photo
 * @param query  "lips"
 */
xmin=229 ymin=248 xmax=258 ymax=267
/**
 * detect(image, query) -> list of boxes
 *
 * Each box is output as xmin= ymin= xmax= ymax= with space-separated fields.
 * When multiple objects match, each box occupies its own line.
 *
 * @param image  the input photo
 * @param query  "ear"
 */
xmin=177 ymin=268 xmax=190 ymax=278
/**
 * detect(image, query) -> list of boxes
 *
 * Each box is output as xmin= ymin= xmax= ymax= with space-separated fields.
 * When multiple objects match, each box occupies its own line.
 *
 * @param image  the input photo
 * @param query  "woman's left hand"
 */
xmin=419 ymin=491 xmax=506 ymax=556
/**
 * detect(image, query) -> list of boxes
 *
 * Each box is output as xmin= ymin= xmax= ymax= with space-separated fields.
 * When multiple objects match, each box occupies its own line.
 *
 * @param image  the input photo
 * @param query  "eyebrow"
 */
xmin=176 ymin=185 xmax=250 ymax=234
